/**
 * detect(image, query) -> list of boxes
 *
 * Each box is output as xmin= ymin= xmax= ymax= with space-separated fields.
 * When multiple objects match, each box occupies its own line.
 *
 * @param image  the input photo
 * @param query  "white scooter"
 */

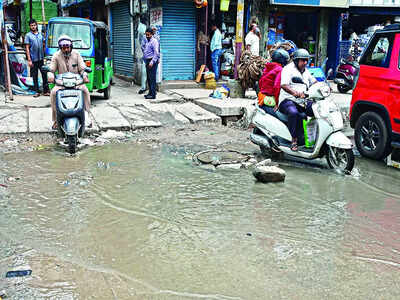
xmin=250 ymin=77 xmax=355 ymax=173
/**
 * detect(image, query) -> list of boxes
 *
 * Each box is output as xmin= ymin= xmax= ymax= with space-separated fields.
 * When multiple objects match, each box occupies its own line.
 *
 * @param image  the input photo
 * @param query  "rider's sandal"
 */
xmin=291 ymin=142 xmax=298 ymax=152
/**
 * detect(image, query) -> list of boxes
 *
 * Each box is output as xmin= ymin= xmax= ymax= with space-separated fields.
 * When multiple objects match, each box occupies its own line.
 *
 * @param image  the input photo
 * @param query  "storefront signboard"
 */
xmin=350 ymin=0 xmax=400 ymax=5
xmin=60 ymin=0 xmax=77 ymax=9
xmin=271 ymin=0 xmax=348 ymax=7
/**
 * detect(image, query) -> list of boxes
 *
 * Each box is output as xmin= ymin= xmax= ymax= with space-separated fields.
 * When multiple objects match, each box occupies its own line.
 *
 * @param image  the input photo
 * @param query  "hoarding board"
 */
xmin=271 ymin=0 xmax=348 ymax=7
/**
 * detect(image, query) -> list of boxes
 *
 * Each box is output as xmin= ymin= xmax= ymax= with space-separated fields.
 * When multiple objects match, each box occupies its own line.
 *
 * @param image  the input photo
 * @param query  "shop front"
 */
xmin=109 ymin=0 xmax=134 ymax=77
xmin=268 ymin=0 xmax=348 ymax=71
xmin=343 ymin=6 xmax=400 ymax=53
xmin=160 ymin=0 xmax=196 ymax=80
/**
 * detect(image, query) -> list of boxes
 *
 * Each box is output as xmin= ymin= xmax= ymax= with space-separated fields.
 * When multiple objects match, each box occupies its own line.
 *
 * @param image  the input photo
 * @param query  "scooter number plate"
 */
xmin=61 ymin=90 xmax=79 ymax=97
xmin=335 ymin=78 xmax=345 ymax=84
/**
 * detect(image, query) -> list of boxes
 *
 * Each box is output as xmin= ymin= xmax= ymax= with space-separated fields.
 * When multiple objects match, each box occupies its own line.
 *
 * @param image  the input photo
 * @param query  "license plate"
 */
xmin=335 ymin=78 xmax=345 ymax=84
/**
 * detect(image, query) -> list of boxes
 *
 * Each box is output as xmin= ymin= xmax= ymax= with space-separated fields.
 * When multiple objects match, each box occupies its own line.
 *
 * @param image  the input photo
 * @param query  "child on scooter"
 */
xmin=258 ymin=48 xmax=290 ymax=113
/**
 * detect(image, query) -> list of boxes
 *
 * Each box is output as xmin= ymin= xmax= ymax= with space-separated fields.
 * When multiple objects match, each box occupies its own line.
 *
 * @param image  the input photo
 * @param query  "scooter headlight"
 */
xmin=62 ymin=77 xmax=76 ymax=88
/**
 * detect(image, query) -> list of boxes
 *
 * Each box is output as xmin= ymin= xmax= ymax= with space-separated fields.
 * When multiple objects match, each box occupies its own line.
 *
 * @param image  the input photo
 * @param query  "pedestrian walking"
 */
xmin=245 ymin=24 xmax=260 ymax=57
xmin=141 ymin=27 xmax=160 ymax=99
xmin=210 ymin=23 xmax=223 ymax=81
xmin=24 ymin=19 xmax=49 ymax=98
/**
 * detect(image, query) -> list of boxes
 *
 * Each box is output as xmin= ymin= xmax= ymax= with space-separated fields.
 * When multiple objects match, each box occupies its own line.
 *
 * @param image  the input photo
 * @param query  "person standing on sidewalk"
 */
xmin=137 ymin=16 xmax=147 ymax=95
xmin=245 ymin=24 xmax=260 ymax=57
xmin=210 ymin=23 xmax=222 ymax=81
xmin=141 ymin=27 xmax=160 ymax=99
xmin=24 ymin=19 xmax=49 ymax=98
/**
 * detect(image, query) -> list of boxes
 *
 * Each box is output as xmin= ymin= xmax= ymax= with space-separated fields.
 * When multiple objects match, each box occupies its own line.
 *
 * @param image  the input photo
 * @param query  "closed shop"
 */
xmin=111 ymin=0 xmax=134 ymax=77
xmin=161 ymin=0 xmax=196 ymax=80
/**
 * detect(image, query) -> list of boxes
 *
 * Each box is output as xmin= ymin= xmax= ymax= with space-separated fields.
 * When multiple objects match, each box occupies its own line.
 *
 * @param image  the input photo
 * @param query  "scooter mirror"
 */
xmin=41 ymin=65 xmax=50 ymax=72
xmin=292 ymin=77 xmax=304 ymax=84
xmin=84 ymin=67 xmax=92 ymax=73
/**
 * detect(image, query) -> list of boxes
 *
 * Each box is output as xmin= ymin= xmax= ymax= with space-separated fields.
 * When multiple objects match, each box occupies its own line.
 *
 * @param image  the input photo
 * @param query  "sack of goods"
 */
xmin=204 ymin=72 xmax=217 ymax=89
xmin=237 ymin=50 xmax=267 ymax=90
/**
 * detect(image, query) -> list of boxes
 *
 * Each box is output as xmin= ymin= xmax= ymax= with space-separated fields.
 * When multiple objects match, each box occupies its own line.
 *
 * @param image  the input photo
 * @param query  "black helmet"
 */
xmin=293 ymin=48 xmax=310 ymax=61
xmin=271 ymin=48 xmax=290 ymax=66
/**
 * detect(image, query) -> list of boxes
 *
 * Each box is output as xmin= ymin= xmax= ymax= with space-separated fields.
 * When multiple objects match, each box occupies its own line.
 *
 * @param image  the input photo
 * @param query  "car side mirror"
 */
xmin=84 ymin=67 xmax=92 ymax=73
xmin=292 ymin=77 xmax=304 ymax=84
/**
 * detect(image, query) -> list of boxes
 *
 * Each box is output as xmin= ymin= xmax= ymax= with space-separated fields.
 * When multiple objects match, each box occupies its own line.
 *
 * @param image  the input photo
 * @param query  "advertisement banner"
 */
xmin=271 ymin=0 xmax=348 ymax=7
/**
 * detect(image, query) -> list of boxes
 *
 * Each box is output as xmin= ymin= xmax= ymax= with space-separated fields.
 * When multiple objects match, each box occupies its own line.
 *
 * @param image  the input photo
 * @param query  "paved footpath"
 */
xmin=0 ymin=78 xmax=353 ymax=136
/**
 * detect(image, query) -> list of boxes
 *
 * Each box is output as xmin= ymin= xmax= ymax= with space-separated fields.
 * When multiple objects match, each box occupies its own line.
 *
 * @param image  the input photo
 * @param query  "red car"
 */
xmin=350 ymin=24 xmax=400 ymax=160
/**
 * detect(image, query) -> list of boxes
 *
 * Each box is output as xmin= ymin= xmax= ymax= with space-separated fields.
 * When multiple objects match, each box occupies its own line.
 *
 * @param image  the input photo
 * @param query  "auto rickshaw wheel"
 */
xmin=104 ymin=84 xmax=111 ymax=100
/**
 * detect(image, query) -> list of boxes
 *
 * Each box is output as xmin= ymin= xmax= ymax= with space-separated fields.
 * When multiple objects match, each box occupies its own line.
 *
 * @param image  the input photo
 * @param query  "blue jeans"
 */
xmin=211 ymin=49 xmax=223 ymax=80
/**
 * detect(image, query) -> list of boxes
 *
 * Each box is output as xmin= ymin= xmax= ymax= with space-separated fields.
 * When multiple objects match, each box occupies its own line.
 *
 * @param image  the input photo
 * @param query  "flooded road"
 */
xmin=0 ymin=142 xmax=400 ymax=299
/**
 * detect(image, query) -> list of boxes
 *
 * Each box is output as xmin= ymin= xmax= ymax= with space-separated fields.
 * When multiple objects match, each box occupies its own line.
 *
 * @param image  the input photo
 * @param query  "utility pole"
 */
xmin=234 ymin=0 xmax=244 ymax=78
xmin=1 ymin=28 xmax=13 ymax=101
xmin=29 ymin=0 xmax=32 ymax=20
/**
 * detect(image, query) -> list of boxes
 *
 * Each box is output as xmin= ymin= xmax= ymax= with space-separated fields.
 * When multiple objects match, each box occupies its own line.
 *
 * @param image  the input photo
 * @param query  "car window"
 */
xmin=360 ymin=33 xmax=394 ymax=68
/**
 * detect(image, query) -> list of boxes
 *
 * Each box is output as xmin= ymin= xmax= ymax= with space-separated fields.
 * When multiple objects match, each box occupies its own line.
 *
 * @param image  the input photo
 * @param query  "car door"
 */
xmin=353 ymin=32 xmax=400 ymax=134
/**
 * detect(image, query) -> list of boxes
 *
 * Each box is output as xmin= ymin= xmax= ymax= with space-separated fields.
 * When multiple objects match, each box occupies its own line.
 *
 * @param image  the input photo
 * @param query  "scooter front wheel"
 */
xmin=67 ymin=135 xmax=77 ymax=154
xmin=326 ymin=146 xmax=354 ymax=173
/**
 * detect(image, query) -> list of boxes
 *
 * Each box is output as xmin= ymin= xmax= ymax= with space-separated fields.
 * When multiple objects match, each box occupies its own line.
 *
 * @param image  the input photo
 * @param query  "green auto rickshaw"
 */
xmin=45 ymin=17 xmax=113 ymax=99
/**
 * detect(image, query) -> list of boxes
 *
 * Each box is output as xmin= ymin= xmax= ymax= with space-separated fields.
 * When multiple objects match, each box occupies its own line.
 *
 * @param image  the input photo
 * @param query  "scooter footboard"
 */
xmin=326 ymin=131 xmax=353 ymax=149
xmin=63 ymin=117 xmax=81 ymax=136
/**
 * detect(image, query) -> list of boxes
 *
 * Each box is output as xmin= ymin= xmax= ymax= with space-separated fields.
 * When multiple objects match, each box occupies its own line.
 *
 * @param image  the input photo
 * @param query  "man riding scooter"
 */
xmin=279 ymin=49 xmax=317 ymax=151
xmin=48 ymin=35 xmax=92 ymax=130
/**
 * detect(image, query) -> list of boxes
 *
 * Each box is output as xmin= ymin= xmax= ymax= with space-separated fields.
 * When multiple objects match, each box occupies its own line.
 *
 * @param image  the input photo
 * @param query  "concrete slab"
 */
xmin=194 ymin=98 xmax=255 ymax=117
xmin=29 ymin=107 xmax=52 ymax=133
xmin=11 ymin=94 xmax=51 ymax=108
xmin=119 ymin=106 xmax=162 ymax=129
xmin=0 ymin=109 xmax=27 ymax=133
xmin=28 ymin=108 xmax=99 ymax=133
xmin=142 ymin=103 xmax=190 ymax=124
xmin=169 ymin=89 xmax=212 ymax=100
xmin=91 ymin=106 xmax=131 ymax=131
xmin=175 ymin=102 xmax=221 ymax=124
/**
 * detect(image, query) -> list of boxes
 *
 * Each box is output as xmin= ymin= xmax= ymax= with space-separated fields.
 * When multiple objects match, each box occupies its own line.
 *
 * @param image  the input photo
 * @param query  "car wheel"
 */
xmin=337 ymin=84 xmax=351 ymax=94
xmin=355 ymin=111 xmax=391 ymax=160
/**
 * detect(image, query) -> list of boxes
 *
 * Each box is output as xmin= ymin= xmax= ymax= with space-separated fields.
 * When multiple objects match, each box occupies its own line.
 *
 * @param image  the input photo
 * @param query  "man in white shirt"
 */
xmin=278 ymin=49 xmax=317 ymax=151
xmin=245 ymin=24 xmax=260 ymax=56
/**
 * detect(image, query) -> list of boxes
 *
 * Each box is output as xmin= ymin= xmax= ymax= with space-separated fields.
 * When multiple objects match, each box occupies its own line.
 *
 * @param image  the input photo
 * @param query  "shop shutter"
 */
xmin=161 ymin=0 xmax=196 ymax=80
xmin=111 ymin=1 xmax=134 ymax=77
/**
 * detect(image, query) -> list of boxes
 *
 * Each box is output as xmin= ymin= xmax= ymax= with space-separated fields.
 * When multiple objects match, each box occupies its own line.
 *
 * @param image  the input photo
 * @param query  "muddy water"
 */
xmin=0 ymin=143 xmax=400 ymax=299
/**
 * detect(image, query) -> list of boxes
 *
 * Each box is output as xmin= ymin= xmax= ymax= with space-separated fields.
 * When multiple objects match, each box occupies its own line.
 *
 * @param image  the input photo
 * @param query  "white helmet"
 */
xmin=58 ymin=35 xmax=73 ymax=56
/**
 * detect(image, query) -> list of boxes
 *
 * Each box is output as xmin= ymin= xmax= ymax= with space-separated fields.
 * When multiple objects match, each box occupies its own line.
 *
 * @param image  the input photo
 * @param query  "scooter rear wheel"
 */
xmin=67 ymin=135 xmax=77 ymax=154
xmin=337 ymin=84 xmax=351 ymax=94
xmin=326 ymin=146 xmax=354 ymax=173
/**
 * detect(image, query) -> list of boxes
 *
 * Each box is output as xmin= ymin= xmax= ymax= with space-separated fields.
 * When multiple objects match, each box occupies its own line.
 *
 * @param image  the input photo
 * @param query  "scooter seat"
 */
xmin=260 ymin=106 xmax=306 ymax=124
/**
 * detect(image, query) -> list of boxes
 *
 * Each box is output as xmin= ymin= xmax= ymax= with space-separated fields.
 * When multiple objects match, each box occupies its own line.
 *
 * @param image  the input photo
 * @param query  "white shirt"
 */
xmin=279 ymin=62 xmax=317 ymax=105
xmin=245 ymin=31 xmax=260 ymax=56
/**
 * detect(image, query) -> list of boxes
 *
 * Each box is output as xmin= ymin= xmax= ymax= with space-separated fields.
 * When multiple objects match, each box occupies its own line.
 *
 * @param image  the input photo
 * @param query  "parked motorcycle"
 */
xmin=43 ymin=66 xmax=92 ymax=154
xmin=334 ymin=59 xmax=359 ymax=94
xmin=334 ymin=39 xmax=361 ymax=94
xmin=250 ymin=77 xmax=355 ymax=173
